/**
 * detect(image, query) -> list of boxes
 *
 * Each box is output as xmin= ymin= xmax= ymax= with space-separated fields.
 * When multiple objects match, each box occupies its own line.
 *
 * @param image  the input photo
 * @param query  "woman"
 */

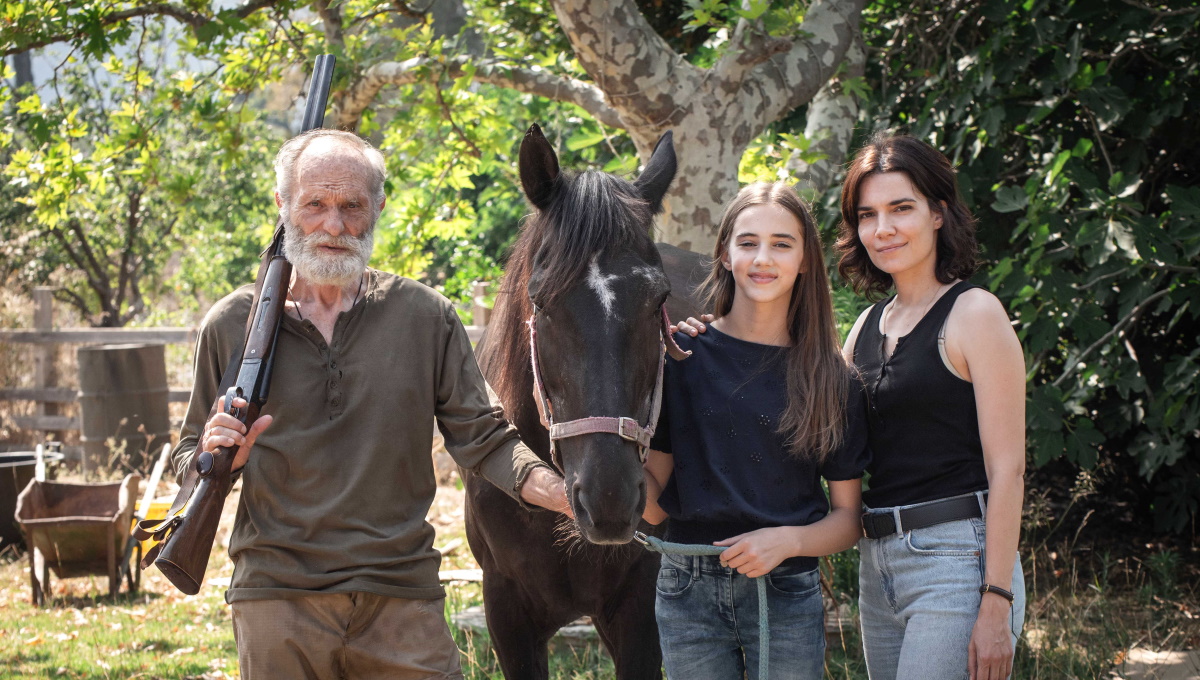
xmin=642 ymin=182 xmax=870 ymax=680
xmin=838 ymin=133 xmax=1026 ymax=680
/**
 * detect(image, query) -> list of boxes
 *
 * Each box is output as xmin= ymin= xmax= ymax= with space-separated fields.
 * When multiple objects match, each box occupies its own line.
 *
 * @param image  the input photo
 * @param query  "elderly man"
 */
xmin=180 ymin=129 xmax=568 ymax=679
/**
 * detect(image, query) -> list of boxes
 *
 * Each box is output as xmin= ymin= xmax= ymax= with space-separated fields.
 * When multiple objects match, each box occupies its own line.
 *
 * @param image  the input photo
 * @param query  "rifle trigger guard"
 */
xmin=225 ymin=386 xmax=244 ymax=419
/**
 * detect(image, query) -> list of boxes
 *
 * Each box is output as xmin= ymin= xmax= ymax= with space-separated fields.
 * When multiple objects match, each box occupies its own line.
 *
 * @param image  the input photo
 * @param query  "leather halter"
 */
xmin=527 ymin=304 xmax=690 ymax=470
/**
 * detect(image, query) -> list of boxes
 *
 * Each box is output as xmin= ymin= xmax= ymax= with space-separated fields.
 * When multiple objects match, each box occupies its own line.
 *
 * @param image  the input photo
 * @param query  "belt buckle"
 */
xmin=862 ymin=511 xmax=896 ymax=539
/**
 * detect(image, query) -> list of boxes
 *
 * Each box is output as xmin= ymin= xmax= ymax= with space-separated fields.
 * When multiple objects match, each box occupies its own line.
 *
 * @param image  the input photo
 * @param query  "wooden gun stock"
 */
xmin=152 ymin=441 xmax=239 ymax=594
xmin=136 ymin=253 xmax=288 ymax=593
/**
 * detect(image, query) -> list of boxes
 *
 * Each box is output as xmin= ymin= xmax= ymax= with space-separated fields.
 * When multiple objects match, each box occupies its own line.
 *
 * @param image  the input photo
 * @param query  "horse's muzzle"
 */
xmin=570 ymin=477 xmax=643 ymax=545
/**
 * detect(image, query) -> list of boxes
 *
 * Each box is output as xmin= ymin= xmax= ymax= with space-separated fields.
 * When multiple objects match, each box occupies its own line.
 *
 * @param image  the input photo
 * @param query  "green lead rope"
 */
xmin=635 ymin=531 xmax=769 ymax=680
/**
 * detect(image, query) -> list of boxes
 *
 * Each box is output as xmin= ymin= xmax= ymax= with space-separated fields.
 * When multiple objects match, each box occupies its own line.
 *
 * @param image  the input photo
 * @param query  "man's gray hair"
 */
xmin=274 ymin=129 xmax=387 ymax=211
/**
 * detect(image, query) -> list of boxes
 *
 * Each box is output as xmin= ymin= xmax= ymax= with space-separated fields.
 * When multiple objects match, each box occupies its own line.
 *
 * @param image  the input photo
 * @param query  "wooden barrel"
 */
xmin=0 ymin=450 xmax=65 ymax=548
xmin=77 ymin=344 xmax=170 ymax=475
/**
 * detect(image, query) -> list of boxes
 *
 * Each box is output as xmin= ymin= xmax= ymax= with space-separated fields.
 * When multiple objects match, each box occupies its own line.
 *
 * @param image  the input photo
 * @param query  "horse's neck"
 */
xmin=475 ymin=309 xmax=554 ymax=467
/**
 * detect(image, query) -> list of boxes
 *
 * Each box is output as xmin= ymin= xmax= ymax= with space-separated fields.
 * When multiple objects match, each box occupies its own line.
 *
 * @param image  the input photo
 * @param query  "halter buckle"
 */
xmin=617 ymin=417 xmax=640 ymax=442
xmin=633 ymin=531 xmax=649 ymax=546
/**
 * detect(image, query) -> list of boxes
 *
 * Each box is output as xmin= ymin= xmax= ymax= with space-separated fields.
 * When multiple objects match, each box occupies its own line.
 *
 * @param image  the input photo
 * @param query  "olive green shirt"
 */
xmin=173 ymin=269 xmax=546 ymax=603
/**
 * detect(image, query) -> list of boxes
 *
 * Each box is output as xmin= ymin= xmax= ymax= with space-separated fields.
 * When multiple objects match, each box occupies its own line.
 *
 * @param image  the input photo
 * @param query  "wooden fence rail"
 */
xmin=1 ymin=284 xmax=491 ymax=444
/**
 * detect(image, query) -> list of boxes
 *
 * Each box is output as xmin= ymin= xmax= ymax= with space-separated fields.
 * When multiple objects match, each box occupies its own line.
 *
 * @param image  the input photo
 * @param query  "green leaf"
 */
xmin=565 ymin=130 xmax=606 ymax=151
xmin=735 ymin=0 xmax=770 ymax=21
xmin=16 ymin=93 xmax=42 ymax=114
xmin=603 ymin=155 xmax=639 ymax=174
xmin=991 ymin=185 xmax=1029 ymax=213
xmin=1166 ymin=185 xmax=1200 ymax=218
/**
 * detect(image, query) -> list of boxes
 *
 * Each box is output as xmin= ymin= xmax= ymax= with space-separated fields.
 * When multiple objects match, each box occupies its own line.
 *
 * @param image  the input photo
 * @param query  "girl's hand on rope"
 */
xmin=670 ymin=314 xmax=714 ymax=337
xmin=713 ymin=527 xmax=798 ymax=578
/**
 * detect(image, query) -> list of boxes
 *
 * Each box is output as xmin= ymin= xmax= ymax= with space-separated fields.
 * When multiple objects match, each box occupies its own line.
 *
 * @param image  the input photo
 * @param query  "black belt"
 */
xmin=861 ymin=492 xmax=986 ymax=539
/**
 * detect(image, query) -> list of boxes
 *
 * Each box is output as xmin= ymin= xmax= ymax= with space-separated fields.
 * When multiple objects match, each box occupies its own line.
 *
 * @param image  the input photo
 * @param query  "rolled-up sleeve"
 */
xmin=172 ymin=292 xmax=248 ymax=483
xmin=434 ymin=307 xmax=549 ymax=502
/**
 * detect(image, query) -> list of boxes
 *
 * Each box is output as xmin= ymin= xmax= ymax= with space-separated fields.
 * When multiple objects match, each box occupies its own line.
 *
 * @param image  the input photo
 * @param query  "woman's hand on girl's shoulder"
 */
xmin=671 ymin=314 xmax=714 ymax=337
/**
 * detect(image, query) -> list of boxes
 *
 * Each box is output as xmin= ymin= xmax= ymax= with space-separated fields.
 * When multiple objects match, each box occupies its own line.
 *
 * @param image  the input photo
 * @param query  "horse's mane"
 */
xmin=489 ymin=169 xmax=658 ymax=425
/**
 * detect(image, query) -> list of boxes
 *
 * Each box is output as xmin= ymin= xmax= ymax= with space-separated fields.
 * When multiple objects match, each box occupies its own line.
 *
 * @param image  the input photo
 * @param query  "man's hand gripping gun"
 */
xmin=133 ymin=255 xmax=290 ymax=594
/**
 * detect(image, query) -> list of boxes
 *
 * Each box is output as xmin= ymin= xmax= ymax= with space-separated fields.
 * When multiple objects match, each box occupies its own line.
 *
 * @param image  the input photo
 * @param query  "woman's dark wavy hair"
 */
xmin=835 ymin=133 xmax=979 ymax=300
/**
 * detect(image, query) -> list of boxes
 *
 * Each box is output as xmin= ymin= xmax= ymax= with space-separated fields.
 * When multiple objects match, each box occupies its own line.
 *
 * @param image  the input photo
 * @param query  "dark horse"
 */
xmin=465 ymin=124 xmax=705 ymax=679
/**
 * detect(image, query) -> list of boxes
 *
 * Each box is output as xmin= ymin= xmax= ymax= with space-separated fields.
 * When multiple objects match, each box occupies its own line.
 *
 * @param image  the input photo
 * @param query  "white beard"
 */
xmin=282 ymin=210 xmax=374 ymax=287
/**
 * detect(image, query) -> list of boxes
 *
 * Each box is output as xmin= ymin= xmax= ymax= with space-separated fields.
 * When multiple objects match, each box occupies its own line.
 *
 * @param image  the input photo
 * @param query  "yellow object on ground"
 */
xmin=132 ymin=497 xmax=175 ymax=556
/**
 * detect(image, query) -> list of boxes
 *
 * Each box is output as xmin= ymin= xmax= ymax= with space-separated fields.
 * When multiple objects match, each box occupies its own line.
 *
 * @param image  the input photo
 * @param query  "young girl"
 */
xmin=643 ymin=182 xmax=869 ymax=680
xmin=838 ymin=134 xmax=1026 ymax=680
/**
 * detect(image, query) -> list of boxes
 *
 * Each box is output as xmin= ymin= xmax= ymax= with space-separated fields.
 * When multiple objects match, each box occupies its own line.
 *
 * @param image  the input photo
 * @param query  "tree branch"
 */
xmin=740 ymin=0 xmax=867 ymax=129
xmin=550 ymin=0 xmax=698 ymax=125
xmin=434 ymin=72 xmax=483 ymax=159
xmin=787 ymin=35 xmax=865 ymax=194
xmin=115 ymin=189 xmax=141 ymax=317
xmin=48 ymin=222 xmax=109 ymax=307
xmin=53 ymin=287 xmax=92 ymax=323
xmin=335 ymin=56 xmax=625 ymax=130
xmin=313 ymin=0 xmax=345 ymax=49
xmin=713 ymin=16 xmax=793 ymax=86
xmin=1053 ymin=287 xmax=1172 ymax=388
xmin=2 ymin=0 xmax=283 ymax=57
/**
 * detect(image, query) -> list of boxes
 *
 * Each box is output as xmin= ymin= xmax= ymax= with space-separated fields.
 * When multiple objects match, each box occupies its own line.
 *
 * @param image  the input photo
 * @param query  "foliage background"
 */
xmin=0 ymin=0 xmax=1197 ymax=537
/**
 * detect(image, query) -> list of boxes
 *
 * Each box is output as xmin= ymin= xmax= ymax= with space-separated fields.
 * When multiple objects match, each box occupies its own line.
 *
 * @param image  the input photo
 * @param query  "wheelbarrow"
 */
xmin=14 ymin=474 xmax=141 ymax=606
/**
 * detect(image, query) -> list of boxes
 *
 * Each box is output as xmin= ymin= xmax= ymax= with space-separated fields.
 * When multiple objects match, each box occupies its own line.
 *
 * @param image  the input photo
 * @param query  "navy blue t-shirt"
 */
xmin=650 ymin=325 xmax=870 ymax=570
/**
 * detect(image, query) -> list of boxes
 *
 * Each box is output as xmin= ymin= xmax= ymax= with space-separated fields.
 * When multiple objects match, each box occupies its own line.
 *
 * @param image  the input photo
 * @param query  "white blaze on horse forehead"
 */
xmin=631 ymin=265 xmax=662 ymax=282
xmin=587 ymin=257 xmax=621 ymax=318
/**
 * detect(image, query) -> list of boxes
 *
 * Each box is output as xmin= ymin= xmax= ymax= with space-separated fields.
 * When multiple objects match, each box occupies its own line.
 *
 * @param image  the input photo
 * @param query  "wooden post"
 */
xmin=32 ymin=287 xmax=62 ymax=448
xmin=472 ymin=281 xmax=489 ymax=328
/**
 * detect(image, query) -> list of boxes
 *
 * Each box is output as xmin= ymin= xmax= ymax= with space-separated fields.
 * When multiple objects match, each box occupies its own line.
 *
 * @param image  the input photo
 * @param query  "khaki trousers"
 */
xmin=231 ymin=592 xmax=464 ymax=680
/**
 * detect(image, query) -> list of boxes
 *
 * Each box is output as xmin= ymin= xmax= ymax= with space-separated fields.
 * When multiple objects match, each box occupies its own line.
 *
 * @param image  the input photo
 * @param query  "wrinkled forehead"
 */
xmin=577 ymin=253 xmax=670 ymax=321
xmin=294 ymin=143 xmax=375 ymax=193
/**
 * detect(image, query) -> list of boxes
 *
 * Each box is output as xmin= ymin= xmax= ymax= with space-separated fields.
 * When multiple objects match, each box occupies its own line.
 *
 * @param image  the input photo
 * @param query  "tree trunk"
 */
xmin=552 ymin=0 xmax=866 ymax=249
xmin=337 ymin=0 xmax=867 ymax=249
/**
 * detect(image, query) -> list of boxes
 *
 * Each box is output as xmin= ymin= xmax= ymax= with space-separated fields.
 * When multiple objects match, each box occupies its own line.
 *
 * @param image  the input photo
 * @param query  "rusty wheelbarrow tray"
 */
xmin=14 ymin=474 xmax=141 ymax=606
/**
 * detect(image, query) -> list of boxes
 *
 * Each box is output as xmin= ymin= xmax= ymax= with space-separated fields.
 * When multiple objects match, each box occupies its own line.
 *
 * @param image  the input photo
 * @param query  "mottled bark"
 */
xmin=788 ymin=36 xmax=866 ymax=195
xmin=547 ymin=0 xmax=866 ymax=248
xmin=382 ymin=0 xmax=864 ymax=251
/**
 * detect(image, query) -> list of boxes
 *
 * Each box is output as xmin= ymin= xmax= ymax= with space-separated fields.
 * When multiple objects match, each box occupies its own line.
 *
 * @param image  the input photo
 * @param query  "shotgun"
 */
xmin=134 ymin=55 xmax=336 ymax=595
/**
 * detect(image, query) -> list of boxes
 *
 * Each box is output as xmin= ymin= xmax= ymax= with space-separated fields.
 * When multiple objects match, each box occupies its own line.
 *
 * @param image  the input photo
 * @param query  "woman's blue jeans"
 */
xmin=655 ymin=553 xmax=826 ymax=680
xmin=857 ymin=508 xmax=1026 ymax=680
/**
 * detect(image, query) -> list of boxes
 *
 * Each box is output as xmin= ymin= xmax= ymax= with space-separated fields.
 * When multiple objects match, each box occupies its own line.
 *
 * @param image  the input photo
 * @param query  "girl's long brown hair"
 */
xmin=698 ymin=182 xmax=848 ymax=462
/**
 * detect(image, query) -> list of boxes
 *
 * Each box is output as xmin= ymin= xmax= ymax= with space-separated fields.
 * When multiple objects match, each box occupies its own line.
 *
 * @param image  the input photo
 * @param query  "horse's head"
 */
xmin=519 ymin=124 xmax=683 ymax=544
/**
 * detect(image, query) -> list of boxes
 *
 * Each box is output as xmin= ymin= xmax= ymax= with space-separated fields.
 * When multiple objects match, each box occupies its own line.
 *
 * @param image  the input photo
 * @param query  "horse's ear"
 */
xmin=519 ymin=124 xmax=560 ymax=210
xmin=634 ymin=130 xmax=677 ymax=215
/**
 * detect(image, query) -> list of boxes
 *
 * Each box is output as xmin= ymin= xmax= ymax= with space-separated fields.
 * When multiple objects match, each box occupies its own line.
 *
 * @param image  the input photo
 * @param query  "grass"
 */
xmin=0 ymin=474 xmax=1195 ymax=679
xmin=0 ymin=548 xmax=238 ymax=679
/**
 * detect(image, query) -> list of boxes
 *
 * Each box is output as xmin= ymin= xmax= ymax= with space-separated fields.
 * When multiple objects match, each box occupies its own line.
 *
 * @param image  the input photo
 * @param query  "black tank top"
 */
xmin=853 ymin=280 xmax=989 ymax=508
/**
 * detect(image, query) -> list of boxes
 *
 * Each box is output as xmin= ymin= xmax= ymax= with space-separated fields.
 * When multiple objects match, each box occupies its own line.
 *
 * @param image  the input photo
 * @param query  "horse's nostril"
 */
xmin=570 ymin=483 xmax=587 ymax=522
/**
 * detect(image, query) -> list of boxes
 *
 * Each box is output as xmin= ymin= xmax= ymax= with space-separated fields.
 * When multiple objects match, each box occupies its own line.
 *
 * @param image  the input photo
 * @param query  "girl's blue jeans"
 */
xmin=857 ymin=509 xmax=1026 ymax=680
xmin=654 ymin=553 xmax=826 ymax=680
